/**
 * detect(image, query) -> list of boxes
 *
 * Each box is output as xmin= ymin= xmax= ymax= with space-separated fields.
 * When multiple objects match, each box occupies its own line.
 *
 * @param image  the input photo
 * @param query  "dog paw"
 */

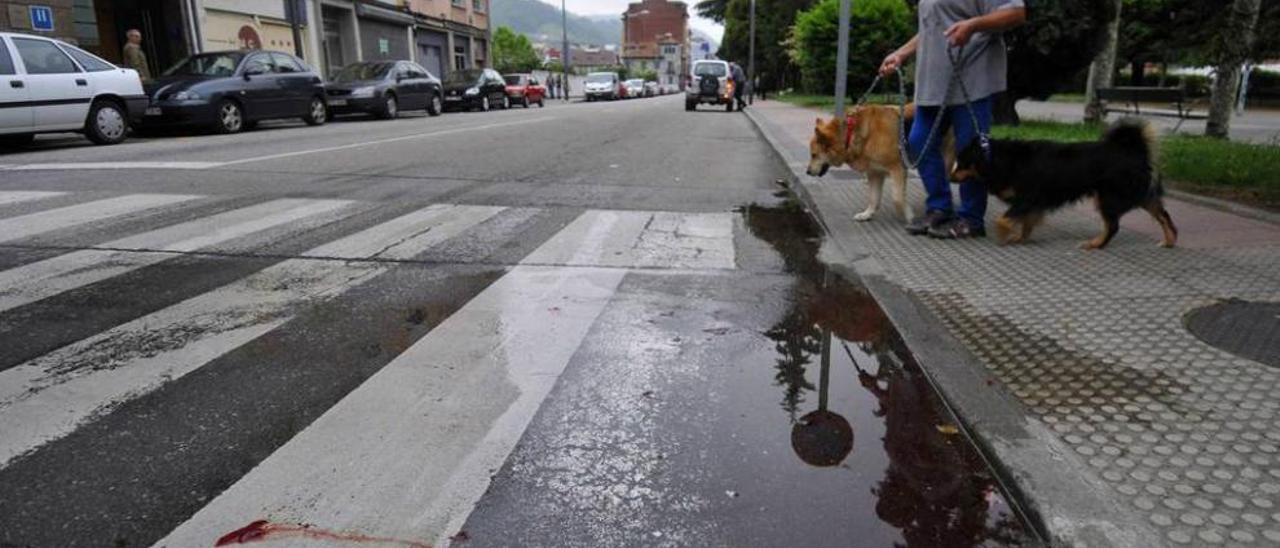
xmin=854 ymin=211 xmax=875 ymax=222
xmin=1158 ymin=240 xmax=1175 ymax=248
xmin=1079 ymin=240 xmax=1103 ymax=251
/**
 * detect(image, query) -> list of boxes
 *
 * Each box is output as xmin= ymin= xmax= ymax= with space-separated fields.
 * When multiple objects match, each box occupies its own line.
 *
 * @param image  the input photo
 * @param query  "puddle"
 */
xmin=736 ymin=199 xmax=1035 ymax=547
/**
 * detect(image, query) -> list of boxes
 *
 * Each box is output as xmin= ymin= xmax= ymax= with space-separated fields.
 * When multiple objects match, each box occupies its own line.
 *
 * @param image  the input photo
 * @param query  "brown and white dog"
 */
xmin=806 ymin=104 xmax=954 ymax=222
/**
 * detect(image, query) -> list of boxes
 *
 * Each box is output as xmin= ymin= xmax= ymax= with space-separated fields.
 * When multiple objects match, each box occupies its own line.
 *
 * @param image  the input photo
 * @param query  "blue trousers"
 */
xmin=909 ymin=96 xmax=992 ymax=226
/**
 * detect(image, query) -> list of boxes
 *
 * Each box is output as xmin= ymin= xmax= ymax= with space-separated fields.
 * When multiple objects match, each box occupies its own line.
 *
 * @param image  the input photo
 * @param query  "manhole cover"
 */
xmin=1185 ymin=300 xmax=1280 ymax=368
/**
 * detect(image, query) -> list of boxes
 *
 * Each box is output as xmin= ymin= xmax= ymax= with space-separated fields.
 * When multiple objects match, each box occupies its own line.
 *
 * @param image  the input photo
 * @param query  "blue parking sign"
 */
xmin=30 ymin=6 xmax=55 ymax=32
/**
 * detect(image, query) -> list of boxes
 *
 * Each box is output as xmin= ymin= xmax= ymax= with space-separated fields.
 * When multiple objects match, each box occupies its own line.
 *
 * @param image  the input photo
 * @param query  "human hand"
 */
xmin=945 ymin=19 xmax=977 ymax=48
xmin=879 ymin=53 xmax=902 ymax=77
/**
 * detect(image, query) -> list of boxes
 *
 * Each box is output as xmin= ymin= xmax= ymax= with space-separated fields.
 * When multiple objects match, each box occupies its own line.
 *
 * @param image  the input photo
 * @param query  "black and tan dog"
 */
xmin=950 ymin=118 xmax=1178 ymax=250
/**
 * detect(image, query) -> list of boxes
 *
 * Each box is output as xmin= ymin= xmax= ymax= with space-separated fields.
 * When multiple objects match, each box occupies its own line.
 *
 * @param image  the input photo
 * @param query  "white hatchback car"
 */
xmin=1 ymin=32 xmax=147 ymax=146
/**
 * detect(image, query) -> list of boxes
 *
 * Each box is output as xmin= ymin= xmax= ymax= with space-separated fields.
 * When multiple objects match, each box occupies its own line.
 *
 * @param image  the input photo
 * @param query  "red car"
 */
xmin=503 ymin=74 xmax=546 ymax=108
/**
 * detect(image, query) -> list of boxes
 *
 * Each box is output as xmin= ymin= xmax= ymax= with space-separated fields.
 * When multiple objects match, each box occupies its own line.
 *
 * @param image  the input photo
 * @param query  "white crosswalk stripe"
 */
xmin=0 ymin=203 xmax=505 ymax=467
xmin=0 ymin=189 xmax=738 ymax=546
xmin=0 ymin=198 xmax=354 ymax=313
xmin=0 ymin=191 xmax=65 ymax=206
xmin=156 ymin=208 xmax=737 ymax=547
xmin=0 ymin=193 xmax=201 ymax=244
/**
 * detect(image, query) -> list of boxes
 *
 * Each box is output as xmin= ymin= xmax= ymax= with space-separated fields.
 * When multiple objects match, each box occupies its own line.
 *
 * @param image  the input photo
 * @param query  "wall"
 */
xmin=0 ymin=0 xmax=76 ymax=42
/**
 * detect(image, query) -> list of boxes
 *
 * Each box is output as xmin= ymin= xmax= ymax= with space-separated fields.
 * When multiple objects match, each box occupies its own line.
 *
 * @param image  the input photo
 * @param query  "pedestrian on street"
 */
xmin=730 ymin=62 xmax=747 ymax=110
xmin=879 ymin=0 xmax=1026 ymax=239
xmin=549 ymin=75 xmax=558 ymax=99
xmin=121 ymin=29 xmax=151 ymax=82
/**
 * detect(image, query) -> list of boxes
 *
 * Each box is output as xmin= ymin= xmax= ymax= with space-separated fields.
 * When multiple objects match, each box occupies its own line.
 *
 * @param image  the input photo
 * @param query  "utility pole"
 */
xmin=748 ymin=0 xmax=756 ymax=104
xmin=833 ymin=0 xmax=851 ymax=118
xmin=287 ymin=0 xmax=304 ymax=59
xmin=562 ymin=0 xmax=570 ymax=102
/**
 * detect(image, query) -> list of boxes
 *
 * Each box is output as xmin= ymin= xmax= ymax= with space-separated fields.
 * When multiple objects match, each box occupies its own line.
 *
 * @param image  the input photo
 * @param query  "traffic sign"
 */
xmin=29 ymin=5 xmax=54 ymax=32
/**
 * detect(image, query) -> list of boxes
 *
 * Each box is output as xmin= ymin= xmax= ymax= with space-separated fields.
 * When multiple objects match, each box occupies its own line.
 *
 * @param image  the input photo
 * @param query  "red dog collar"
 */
xmin=844 ymin=114 xmax=858 ymax=149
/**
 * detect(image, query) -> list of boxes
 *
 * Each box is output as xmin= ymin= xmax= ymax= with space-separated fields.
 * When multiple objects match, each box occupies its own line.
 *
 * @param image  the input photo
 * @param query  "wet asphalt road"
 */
xmin=0 ymin=96 xmax=1031 ymax=547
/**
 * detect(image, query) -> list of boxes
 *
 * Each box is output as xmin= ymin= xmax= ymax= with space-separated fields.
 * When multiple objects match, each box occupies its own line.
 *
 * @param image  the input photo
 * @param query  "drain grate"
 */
xmin=1185 ymin=299 xmax=1280 ymax=368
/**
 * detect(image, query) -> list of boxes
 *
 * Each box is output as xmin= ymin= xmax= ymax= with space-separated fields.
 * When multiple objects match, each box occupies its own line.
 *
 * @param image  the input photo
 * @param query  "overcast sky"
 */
xmin=534 ymin=0 xmax=725 ymax=42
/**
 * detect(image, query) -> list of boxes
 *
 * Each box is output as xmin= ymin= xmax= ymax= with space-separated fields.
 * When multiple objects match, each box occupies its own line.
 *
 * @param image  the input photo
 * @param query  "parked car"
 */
xmin=441 ymin=68 xmax=509 ymax=112
xmin=0 ymin=31 xmax=147 ymax=146
xmin=685 ymin=59 xmax=734 ymax=112
xmin=643 ymin=81 xmax=659 ymax=97
xmin=583 ymin=72 xmax=621 ymax=102
xmin=502 ymin=73 xmax=545 ymax=108
xmin=326 ymin=61 xmax=441 ymax=119
xmin=140 ymin=50 xmax=327 ymax=133
xmin=623 ymin=79 xmax=644 ymax=99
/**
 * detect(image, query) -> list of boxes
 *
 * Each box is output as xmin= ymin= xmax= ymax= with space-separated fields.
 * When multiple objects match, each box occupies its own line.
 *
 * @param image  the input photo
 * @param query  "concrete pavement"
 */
xmin=745 ymin=98 xmax=1280 ymax=547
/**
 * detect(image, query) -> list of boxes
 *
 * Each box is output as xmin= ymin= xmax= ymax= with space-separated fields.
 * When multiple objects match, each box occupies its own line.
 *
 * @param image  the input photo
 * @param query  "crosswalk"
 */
xmin=0 ymin=189 xmax=737 ymax=547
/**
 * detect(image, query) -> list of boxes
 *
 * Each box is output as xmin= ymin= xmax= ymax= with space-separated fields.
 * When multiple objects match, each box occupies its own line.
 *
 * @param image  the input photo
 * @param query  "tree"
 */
xmin=788 ymin=0 xmax=913 ymax=96
xmin=1206 ymin=0 xmax=1263 ymax=138
xmin=999 ymin=0 xmax=1113 ymax=124
xmin=695 ymin=0 xmax=729 ymax=22
xmin=491 ymin=26 xmax=540 ymax=74
xmin=637 ymin=68 xmax=660 ymax=82
xmin=1084 ymin=0 xmax=1123 ymax=122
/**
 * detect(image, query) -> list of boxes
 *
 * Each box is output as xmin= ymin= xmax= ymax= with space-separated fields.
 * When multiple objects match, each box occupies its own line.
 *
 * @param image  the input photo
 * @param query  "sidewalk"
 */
xmin=745 ymin=99 xmax=1280 ymax=547
xmin=1017 ymin=100 xmax=1280 ymax=145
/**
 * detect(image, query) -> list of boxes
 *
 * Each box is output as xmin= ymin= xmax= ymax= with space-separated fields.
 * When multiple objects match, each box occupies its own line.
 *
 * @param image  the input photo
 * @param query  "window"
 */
xmin=473 ymin=0 xmax=486 ymax=13
xmin=164 ymin=52 xmax=243 ymax=77
xmin=270 ymin=52 xmax=306 ymax=73
xmin=242 ymin=53 xmax=275 ymax=74
xmin=13 ymin=38 xmax=80 ymax=74
xmin=409 ymin=62 xmax=434 ymax=80
xmin=59 ymin=43 xmax=115 ymax=72
xmin=452 ymin=0 xmax=465 ymax=7
xmin=0 ymin=39 xmax=14 ymax=75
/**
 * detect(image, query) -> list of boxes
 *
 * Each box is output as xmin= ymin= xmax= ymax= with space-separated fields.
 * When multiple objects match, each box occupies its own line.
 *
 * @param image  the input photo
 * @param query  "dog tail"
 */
xmin=1104 ymin=117 xmax=1159 ymax=172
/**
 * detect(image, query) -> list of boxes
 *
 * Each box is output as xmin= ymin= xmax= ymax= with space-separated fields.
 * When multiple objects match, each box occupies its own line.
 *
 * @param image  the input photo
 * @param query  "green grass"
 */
xmin=774 ymin=92 xmax=898 ymax=110
xmin=992 ymin=120 xmax=1280 ymax=210
xmin=1046 ymin=93 xmax=1086 ymax=103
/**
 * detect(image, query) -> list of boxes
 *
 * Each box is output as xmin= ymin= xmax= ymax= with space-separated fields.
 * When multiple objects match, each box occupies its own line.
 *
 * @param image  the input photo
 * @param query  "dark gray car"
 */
xmin=140 ymin=50 xmax=328 ymax=134
xmin=326 ymin=61 xmax=442 ymax=119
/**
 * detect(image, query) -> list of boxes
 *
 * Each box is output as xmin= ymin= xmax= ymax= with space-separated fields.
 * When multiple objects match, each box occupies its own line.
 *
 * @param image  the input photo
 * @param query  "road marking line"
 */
xmin=0 ymin=191 xmax=65 ymax=205
xmin=522 ymin=210 xmax=736 ymax=269
xmin=0 ymin=204 xmax=505 ymax=468
xmin=0 ymin=194 xmax=201 ymax=244
xmin=0 ymin=162 xmax=220 ymax=170
xmin=217 ymin=117 xmax=553 ymax=167
xmin=0 ymin=198 xmax=354 ymax=313
xmin=153 ymin=208 xmax=731 ymax=547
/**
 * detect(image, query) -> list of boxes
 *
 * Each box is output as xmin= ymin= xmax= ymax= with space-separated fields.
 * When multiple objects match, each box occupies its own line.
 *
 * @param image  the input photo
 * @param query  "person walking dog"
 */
xmin=880 ymin=0 xmax=1026 ymax=239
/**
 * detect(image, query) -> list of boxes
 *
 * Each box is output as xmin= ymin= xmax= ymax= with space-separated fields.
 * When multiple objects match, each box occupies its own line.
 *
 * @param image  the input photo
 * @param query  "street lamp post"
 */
xmin=833 ymin=0 xmax=851 ymax=118
xmin=562 ymin=0 xmax=570 ymax=102
xmin=748 ymin=0 xmax=756 ymax=104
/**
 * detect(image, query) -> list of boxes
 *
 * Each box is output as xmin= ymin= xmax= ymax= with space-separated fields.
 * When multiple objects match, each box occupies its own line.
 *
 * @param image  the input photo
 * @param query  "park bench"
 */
xmin=1096 ymin=86 xmax=1208 ymax=130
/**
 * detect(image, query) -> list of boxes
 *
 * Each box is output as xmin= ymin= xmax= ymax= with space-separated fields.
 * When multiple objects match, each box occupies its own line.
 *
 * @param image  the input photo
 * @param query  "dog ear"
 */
xmin=816 ymin=117 xmax=824 ymax=128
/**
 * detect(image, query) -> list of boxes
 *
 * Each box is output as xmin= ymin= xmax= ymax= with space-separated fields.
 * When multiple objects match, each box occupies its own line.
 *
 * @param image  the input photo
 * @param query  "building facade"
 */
xmin=620 ymin=0 xmax=688 ymax=90
xmin=0 ymin=0 xmax=489 ymax=80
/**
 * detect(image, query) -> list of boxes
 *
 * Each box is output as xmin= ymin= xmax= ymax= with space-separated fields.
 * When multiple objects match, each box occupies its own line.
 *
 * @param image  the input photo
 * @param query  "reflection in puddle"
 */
xmin=744 ymin=201 xmax=1033 ymax=547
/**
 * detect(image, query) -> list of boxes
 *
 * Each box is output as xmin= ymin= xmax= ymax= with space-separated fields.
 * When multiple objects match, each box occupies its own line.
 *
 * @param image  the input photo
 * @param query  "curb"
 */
xmin=742 ymin=104 xmax=1164 ymax=548
xmin=1165 ymin=188 xmax=1280 ymax=226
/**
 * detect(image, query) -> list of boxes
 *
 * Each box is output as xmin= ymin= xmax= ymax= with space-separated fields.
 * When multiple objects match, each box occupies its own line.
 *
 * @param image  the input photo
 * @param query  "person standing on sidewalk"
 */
xmin=121 ymin=29 xmax=151 ymax=82
xmin=879 ymin=0 xmax=1026 ymax=239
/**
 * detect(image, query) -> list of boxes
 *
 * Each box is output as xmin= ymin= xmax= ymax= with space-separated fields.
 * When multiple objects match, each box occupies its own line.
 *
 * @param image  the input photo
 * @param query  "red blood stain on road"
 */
xmin=214 ymin=520 xmax=432 ymax=547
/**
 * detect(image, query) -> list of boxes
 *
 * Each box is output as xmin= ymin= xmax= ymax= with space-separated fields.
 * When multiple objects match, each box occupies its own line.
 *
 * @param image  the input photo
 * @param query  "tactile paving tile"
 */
xmin=805 ymin=169 xmax=1280 ymax=545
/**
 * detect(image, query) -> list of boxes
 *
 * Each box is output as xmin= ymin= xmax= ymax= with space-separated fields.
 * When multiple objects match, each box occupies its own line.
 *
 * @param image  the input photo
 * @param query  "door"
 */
xmin=270 ymin=53 xmax=314 ymax=117
xmin=0 ymin=37 xmax=31 ymax=134
xmin=238 ymin=53 xmax=280 ymax=120
xmin=527 ymin=76 xmax=543 ymax=103
xmin=12 ymin=37 xmax=92 ymax=131
xmin=404 ymin=63 xmax=433 ymax=110
xmin=484 ymin=70 xmax=503 ymax=107
xmin=322 ymin=16 xmax=345 ymax=77
xmin=417 ymin=45 xmax=442 ymax=81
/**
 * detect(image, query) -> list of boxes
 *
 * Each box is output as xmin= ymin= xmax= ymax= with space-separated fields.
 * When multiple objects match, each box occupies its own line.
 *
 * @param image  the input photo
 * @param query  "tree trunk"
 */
xmin=1084 ymin=0 xmax=1123 ymax=123
xmin=1206 ymin=0 xmax=1262 ymax=138
xmin=992 ymin=92 xmax=1019 ymax=126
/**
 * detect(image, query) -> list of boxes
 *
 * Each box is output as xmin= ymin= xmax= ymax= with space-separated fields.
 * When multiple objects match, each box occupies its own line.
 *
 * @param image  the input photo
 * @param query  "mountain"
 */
xmin=491 ymin=0 xmax=623 ymax=47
